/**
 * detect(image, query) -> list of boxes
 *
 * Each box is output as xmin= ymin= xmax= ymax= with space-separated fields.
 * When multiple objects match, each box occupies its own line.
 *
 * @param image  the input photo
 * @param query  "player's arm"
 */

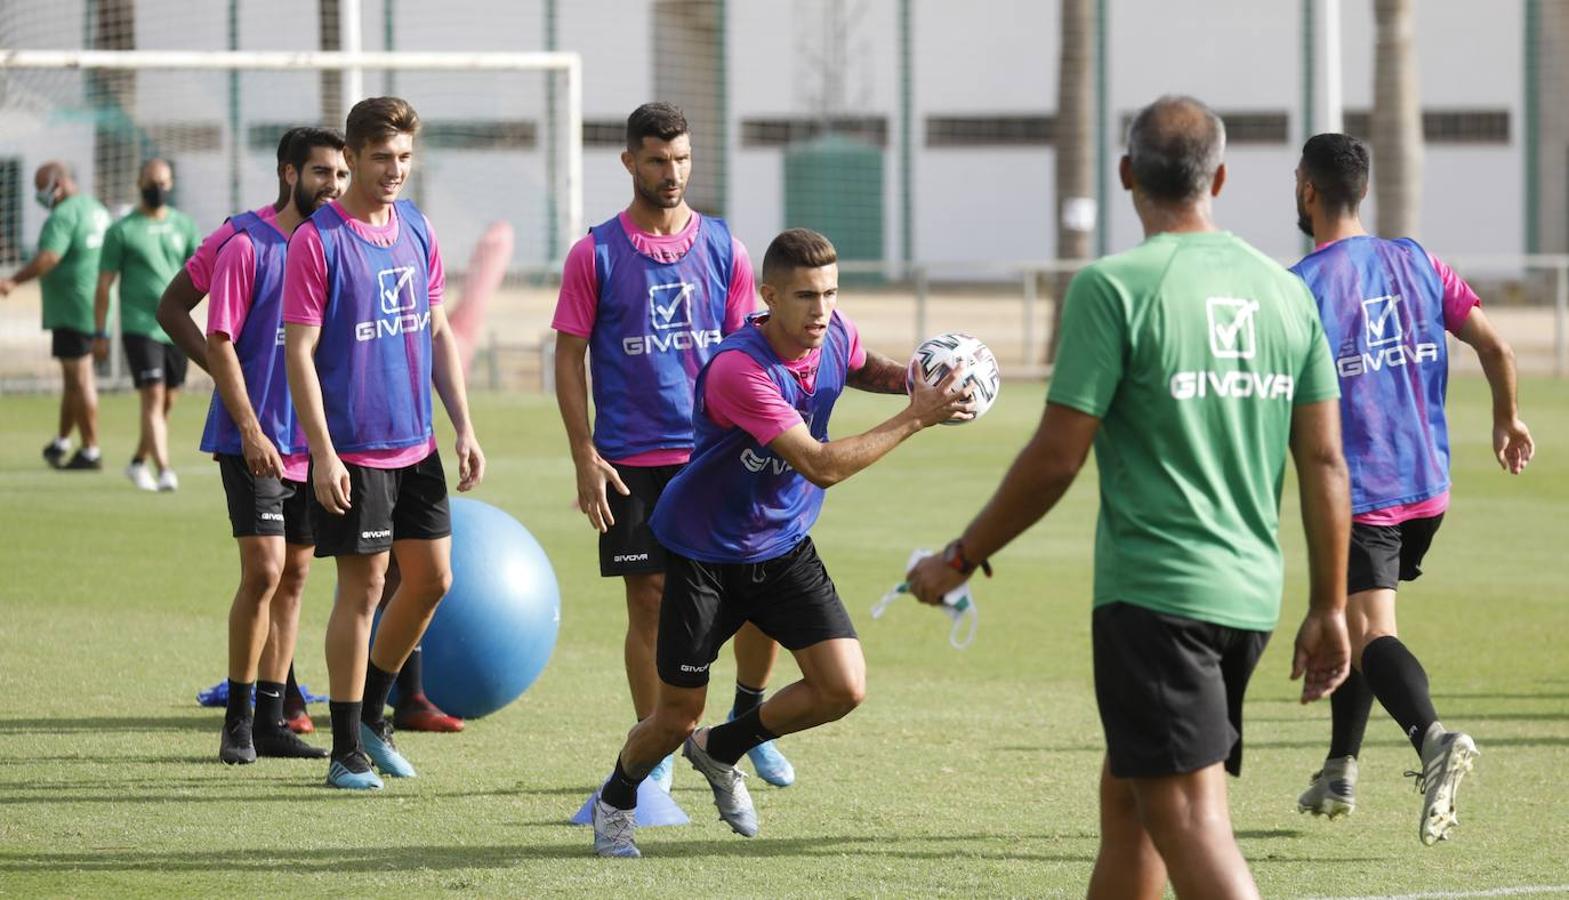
xmin=430 ymin=303 xmax=485 ymax=492
xmin=209 ymin=333 xmax=283 ymax=478
xmin=769 ymin=367 xmax=971 ymax=489
xmin=1287 ymin=398 xmax=1352 ymax=704
xmin=845 ymin=348 xmax=909 ymax=395
xmin=92 ymin=270 xmax=116 ymax=361
xmin=553 ymin=332 xmax=628 ymax=533
xmin=1455 ymin=308 xmax=1533 ymax=474
xmin=283 ymin=321 xmax=348 ymax=513
xmin=0 ymin=250 xmax=61 ymax=295
xmin=157 ymin=269 xmax=211 ymax=372
xmin=905 ymin=402 xmax=1100 ymax=604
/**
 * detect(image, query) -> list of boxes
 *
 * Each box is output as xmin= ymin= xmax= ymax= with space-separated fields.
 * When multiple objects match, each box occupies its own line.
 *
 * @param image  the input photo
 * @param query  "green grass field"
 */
xmin=1 ymin=375 xmax=1565 ymax=898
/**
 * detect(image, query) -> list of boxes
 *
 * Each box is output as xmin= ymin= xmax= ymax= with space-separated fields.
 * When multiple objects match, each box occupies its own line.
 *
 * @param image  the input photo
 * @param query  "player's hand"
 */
xmin=455 ymin=431 xmax=485 ymax=492
xmin=1290 ymin=607 xmax=1350 ymax=704
xmin=0 ymin=278 xmax=14 ymax=297
xmin=574 ymin=452 xmax=629 ymax=534
xmin=1493 ymin=416 xmax=1534 ymax=474
xmin=313 ymin=453 xmax=352 ymax=515
xmin=91 ymin=337 xmax=110 ymax=363
xmin=241 ymin=426 xmax=284 ymax=479
xmin=907 ymin=552 xmax=966 ymax=605
xmin=907 ymin=366 xmax=977 ymax=428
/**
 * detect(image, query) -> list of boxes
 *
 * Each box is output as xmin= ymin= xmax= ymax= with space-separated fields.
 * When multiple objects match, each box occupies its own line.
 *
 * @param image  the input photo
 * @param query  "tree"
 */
xmin=1372 ymin=0 xmax=1422 ymax=237
xmin=1049 ymin=0 xmax=1094 ymax=363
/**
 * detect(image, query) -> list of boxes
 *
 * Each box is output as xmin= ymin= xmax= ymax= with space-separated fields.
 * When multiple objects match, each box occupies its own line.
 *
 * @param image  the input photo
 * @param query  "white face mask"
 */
xmin=35 ymin=180 xmax=58 ymax=210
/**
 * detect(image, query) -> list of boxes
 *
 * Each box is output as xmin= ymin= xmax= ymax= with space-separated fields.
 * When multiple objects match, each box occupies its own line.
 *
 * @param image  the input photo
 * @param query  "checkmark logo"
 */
xmin=1206 ymin=297 xmax=1258 ymax=359
xmin=649 ymin=282 xmax=694 ymax=330
xmin=1361 ymin=294 xmax=1403 ymax=347
xmin=377 ymin=266 xmax=417 ymax=315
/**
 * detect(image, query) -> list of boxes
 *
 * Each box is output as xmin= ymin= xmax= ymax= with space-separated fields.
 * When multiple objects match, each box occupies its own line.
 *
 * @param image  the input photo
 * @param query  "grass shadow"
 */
xmin=0 ymin=716 xmax=212 ymax=735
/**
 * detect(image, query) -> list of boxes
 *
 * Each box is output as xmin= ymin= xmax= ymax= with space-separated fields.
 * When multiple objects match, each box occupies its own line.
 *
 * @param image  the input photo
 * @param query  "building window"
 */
xmin=1117 ymin=110 xmax=1289 ymax=145
xmin=926 ymin=115 xmax=1055 ymax=147
xmin=740 ymin=116 xmax=888 ymax=148
xmin=1341 ymin=109 xmax=1511 ymax=144
xmin=0 ymin=157 xmax=18 ymax=265
xmin=583 ymin=120 xmax=625 ymax=148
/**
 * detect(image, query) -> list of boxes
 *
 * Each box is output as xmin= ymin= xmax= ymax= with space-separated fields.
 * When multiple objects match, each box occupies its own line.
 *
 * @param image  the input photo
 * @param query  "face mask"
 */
xmin=35 ymin=183 xmax=57 ymax=210
xmin=141 ymin=184 xmax=169 ymax=209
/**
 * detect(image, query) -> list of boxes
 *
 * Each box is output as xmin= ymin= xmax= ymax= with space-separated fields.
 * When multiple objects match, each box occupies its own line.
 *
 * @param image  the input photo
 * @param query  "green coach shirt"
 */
xmin=36 ymin=194 xmax=112 ymax=334
xmin=100 ymin=207 xmax=198 ymax=343
xmin=1047 ymin=230 xmax=1339 ymax=632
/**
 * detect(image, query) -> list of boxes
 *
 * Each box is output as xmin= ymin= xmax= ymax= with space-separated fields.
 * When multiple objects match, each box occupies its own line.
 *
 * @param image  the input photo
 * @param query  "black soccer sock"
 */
xmin=329 ymin=700 xmax=363 ymax=760
xmin=283 ymin=667 xmax=304 ymax=714
xmin=1327 ymin=667 xmax=1375 ymax=758
xmin=1360 ymin=635 xmax=1439 ymax=753
xmin=255 ymin=680 xmax=286 ymax=732
xmin=361 ymin=662 xmax=397 ymax=727
xmin=394 ymin=646 xmax=425 ymax=706
xmin=732 ymin=681 xmax=765 ymax=717
xmin=225 ymin=679 xmax=253 ymax=725
xmin=601 ymin=756 xmax=643 ymax=810
xmin=703 ymin=706 xmax=778 ymax=767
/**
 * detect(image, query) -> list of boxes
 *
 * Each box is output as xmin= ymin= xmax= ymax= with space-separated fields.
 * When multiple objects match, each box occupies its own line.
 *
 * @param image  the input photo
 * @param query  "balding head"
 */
xmin=139 ymin=158 xmax=172 ymax=183
xmin=34 ymin=160 xmax=71 ymax=191
xmin=1125 ymin=95 xmax=1226 ymax=203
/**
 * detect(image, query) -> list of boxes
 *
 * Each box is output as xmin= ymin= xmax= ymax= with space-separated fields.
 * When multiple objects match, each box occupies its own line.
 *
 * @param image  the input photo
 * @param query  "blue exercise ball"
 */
xmin=407 ymin=498 xmax=560 ymax=718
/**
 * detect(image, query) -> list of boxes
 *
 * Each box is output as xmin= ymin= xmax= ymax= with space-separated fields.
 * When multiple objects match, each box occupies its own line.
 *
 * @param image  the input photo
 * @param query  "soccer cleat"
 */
xmin=326 ymin=752 xmax=384 ymax=790
xmin=156 ymin=468 xmax=179 ymax=492
xmin=219 ymin=717 xmax=257 ymax=765
xmin=730 ymin=708 xmax=795 ymax=788
xmin=42 ymin=440 xmax=68 ymax=469
xmin=359 ymin=719 xmax=417 ymax=778
xmin=254 ymin=726 xmax=329 ymax=759
xmin=1298 ymin=755 xmax=1358 ymax=818
xmin=284 ymin=709 xmax=315 ymax=734
xmin=1411 ymin=723 xmax=1479 ymax=846
xmin=393 ymin=696 xmax=465 ymax=733
xmin=682 ymin=730 xmax=758 ymax=837
xmin=61 ymin=450 xmax=102 ymax=471
xmin=591 ymin=797 xmax=642 ymax=858
xmin=648 ymin=753 xmax=674 ymax=793
xmin=125 ymin=461 xmax=157 ymax=491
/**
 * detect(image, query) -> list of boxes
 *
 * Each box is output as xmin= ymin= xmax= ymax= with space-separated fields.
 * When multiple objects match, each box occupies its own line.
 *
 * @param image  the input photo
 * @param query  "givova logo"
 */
xmin=356 ymin=266 xmax=429 ymax=342
xmin=1362 ymin=294 xmax=1403 ymax=346
xmin=622 ymin=281 xmax=722 ymax=355
xmin=1170 ymin=296 xmax=1295 ymax=401
xmin=1336 ymin=292 xmax=1439 ymax=378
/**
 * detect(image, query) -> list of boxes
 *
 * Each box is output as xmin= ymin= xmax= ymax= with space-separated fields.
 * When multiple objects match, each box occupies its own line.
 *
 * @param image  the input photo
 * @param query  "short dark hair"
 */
xmin=346 ymin=96 xmax=420 ymax=151
xmin=1126 ymin=95 xmax=1226 ymax=203
xmin=1300 ymin=132 xmax=1370 ymax=214
xmin=275 ymin=126 xmax=311 ymax=176
xmin=762 ymin=228 xmax=838 ymax=284
xmin=284 ymin=127 xmax=346 ymax=175
xmin=626 ymin=102 xmax=688 ymax=151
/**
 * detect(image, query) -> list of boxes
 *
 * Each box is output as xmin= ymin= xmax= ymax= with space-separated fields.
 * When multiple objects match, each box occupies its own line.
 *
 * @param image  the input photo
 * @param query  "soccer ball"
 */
xmin=906 ymin=332 xmax=1001 ymax=424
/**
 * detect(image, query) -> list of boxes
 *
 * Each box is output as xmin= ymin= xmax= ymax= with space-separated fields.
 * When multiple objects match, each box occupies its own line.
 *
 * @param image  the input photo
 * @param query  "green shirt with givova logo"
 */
xmin=1048 ymin=231 xmax=1340 ymax=633
xmin=100 ymin=207 xmax=199 ymax=343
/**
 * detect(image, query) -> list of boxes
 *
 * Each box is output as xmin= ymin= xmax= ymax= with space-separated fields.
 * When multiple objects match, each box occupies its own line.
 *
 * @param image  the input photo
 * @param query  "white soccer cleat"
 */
xmin=156 ymin=468 xmax=179 ymax=492
xmin=591 ymin=798 xmax=641 ymax=858
xmin=1411 ymin=723 xmax=1479 ymax=846
xmin=1298 ymin=755 xmax=1358 ymax=818
xmin=125 ymin=461 xmax=157 ymax=492
xmin=683 ymin=731 xmax=758 ymax=837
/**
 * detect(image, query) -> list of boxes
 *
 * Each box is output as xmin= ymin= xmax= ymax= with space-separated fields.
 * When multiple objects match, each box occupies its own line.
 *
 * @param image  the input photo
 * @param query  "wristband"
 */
xmin=93 ymin=330 xmax=109 ymax=340
xmin=941 ymin=539 xmax=992 ymax=578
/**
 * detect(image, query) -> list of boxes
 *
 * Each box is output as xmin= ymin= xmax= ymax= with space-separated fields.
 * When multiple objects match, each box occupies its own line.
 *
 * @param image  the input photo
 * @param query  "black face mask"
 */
xmin=141 ymin=184 xmax=169 ymax=209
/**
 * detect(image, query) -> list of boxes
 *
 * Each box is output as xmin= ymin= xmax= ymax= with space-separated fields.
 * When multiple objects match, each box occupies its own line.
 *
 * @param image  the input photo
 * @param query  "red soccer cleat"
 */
xmin=284 ymin=710 xmax=315 ymax=734
xmin=393 ymin=695 xmax=465 ymax=733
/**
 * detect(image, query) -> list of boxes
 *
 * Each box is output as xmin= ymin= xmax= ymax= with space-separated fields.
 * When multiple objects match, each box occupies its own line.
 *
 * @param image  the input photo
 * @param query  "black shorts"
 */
xmin=1348 ymin=514 xmax=1444 ymax=594
xmin=657 ymin=536 xmax=858 ymax=688
xmin=1093 ymin=602 xmax=1270 ymax=779
xmin=309 ymin=451 xmax=451 ymax=558
xmin=122 ymin=333 xmax=188 ymax=388
xmin=51 ymin=328 xmax=92 ymax=360
xmin=216 ymin=453 xmax=315 ymax=545
xmin=599 ymin=463 xmax=683 ymax=577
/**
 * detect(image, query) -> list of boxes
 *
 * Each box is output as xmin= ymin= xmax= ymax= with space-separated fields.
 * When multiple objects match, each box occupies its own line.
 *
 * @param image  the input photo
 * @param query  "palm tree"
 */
xmin=1372 ymin=0 xmax=1422 ymax=237
xmin=1049 ymin=0 xmax=1093 ymax=363
xmin=319 ymin=0 xmax=344 ymax=127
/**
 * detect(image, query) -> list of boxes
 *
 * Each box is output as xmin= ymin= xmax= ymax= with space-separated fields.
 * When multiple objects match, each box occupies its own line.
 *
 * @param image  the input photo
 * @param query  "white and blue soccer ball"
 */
xmin=906 ymin=332 xmax=1001 ymax=424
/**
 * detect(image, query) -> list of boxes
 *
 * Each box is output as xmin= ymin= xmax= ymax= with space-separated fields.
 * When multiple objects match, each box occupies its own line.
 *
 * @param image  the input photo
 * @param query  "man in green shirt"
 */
xmin=909 ymin=96 xmax=1353 ymax=900
xmin=95 ymin=158 xmax=199 ymax=492
xmin=0 ymin=161 xmax=112 ymax=470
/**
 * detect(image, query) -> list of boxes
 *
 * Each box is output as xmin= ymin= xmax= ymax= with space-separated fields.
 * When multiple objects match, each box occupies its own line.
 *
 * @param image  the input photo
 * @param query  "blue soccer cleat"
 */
xmin=730 ymin=708 xmax=795 ymax=787
xmin=360 ymin=720 xmax=417 ymax=778
xmin=648 ymin=753 xmax=675 ymax=793
xmin=326 ymin=752 xmax=384 ymax=790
